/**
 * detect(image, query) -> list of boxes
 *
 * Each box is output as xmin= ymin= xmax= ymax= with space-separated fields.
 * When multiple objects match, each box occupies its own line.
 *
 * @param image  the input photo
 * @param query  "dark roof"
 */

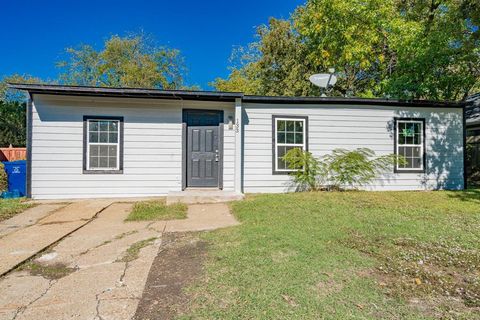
xmin=466 ymin=92 xmax=480 ymax=124
xmin=8 ymin=83 xmax=243 ymax=102
xmin=8 ymin=83 xmax=465 ymax=108
xmin=242 ymin=95 xmax=463 ymax=108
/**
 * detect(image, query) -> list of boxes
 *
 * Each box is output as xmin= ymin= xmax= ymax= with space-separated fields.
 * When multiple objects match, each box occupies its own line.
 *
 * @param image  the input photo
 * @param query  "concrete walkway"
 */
xmin=0 ymin=201 xmax=239 ymax=320
xmin=0 ymin=200 xmax=112 ymax=276
xmin=150 ymin=203 xmax=240 ymax=233
xmin=0 ymin=204 xmax=66 ymax=238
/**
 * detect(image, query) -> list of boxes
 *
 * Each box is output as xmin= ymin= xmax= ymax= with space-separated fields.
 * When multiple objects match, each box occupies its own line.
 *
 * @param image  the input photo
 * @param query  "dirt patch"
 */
xmin=133 ymin=233 xmax=208 ymax=320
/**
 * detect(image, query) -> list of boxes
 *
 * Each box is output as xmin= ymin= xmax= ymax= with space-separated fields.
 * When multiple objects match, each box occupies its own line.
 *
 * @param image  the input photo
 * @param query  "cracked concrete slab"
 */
xmin=163 ymin=203 xmax=239 ymax=232
xmin=0 ymin=204 xmax=66 ymax=238
xmin=0 ymin=200 xmax=112 ymax=276
xmin=0 ymin=203 xmax=161 ymax=320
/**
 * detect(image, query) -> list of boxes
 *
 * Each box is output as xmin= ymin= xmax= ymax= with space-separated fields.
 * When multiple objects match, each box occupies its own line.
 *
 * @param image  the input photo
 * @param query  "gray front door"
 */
xmin=187 ymin=126 xmax=219 ymax=187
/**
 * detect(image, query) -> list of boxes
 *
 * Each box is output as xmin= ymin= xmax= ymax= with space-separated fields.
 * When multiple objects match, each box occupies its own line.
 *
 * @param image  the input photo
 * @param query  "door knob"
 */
xmin=215 ymin=149 xmax=219 ymax=162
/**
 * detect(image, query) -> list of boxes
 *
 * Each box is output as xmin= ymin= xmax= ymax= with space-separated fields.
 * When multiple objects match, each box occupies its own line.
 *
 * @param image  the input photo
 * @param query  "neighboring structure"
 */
xmin=466 ymin=92 xmax=480 ymax=185
xmin=10 ymin=84 xmax=466 ymax=199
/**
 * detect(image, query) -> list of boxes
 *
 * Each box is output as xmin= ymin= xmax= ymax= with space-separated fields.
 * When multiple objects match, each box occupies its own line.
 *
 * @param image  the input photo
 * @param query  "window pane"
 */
xmin=295 ymin=121 xmax=303 ymax=132
xmin=99 ymin=157 xmax=108 ymax=168
xmin=99 ymin=145 xmax=108 ymax=157
xmin=108 ymin=157 xmax=117 ymax=168
xmin=412 ymin=147 xmax=421 ymax=157
xmin=286 ymin=121 xmax=295 ymax=132
xmin=99 ymin=121 xmax=109 ymax=131
xmin=277 ymin=120 xmax=285 ymax=132
xmin=414 ymin=133 xmax=421 ymax=145
xmin=412 ymin=158 xmax=422 ymax=169
xmin=89 ymin=132 xmax=98 ymax=143
xmin=109 ymin=121 xmax=118 ymax=131
xmin=89 ymin=121 xmax=99 ymax=132
xmin=277 ymin=146 xmax=287 ymax=169
xmin=89 ymin=157 xmax=99 ymax=168
xmin=294 ymin=133 xmax=303 ymax=144
xmin=109 ymin=133 xmax=118 ymax=143
xmin=405 ymin=158 xmax=413 ymax=168
xmin=398 ymin=133 xmax=405 ymax=145
xmin=277 ymin=132 xmax=286 ymax=143
xmin=405 ymin=147 xmax=412 ymax=157
xmin=99 ymin=132 xmax=109 ymax=143
xmin=286 ymin=133 xmax=295 ymax=143
xmin=413 ymin=123 xmax=420 ymax=134
xmin=90 ymin=145 xmax=99 ymax=156
xmin=108 ymin=146 xmax=117 ymax=156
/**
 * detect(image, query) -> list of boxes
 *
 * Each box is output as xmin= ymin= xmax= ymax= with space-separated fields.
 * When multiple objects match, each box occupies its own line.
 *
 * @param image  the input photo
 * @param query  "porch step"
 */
xmin=166 ymin=190 xmax=244 ymax=205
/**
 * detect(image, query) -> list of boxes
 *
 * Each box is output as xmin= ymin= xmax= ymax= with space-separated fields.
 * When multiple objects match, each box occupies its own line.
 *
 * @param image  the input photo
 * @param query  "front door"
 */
xmin=183 ymin=109 xmax=223 ymax=188
xmin=187 ymin=126 xmax=219 ymax=187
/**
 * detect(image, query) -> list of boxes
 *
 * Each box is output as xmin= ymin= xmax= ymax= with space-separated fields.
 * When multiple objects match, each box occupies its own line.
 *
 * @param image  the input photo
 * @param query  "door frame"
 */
xmin=182 ymin=109 xmax=224 ymax=190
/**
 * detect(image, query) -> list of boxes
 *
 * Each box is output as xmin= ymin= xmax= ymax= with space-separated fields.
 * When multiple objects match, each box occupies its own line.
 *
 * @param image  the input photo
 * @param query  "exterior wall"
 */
xmin=31 ymin=95 xmax=235 ymax=199
xmin=242 ymin=103 xmax=464 ymax=193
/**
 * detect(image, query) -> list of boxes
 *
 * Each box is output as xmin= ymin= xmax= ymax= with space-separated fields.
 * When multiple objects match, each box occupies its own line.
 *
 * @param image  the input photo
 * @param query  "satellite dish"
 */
xmin=309 ymin=73 xmax=337 ymax=88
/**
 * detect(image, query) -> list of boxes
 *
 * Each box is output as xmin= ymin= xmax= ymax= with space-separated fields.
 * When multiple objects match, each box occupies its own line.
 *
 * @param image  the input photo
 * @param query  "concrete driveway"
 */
xmin=0 ymin=202 xmax=164 ymax=320
xmin=0 ymin=201 xmax=238 ymax=320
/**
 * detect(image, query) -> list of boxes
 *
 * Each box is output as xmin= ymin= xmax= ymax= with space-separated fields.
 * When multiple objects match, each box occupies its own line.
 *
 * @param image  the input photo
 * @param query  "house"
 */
xmin=9 ymin=84 xmax=466 ymax=200
xmin=466 ymin=92 xmax=480 ymax=183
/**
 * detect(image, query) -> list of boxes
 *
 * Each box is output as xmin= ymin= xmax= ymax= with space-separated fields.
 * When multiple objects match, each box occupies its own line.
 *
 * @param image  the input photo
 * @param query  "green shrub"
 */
xmin=0 ymin=162 xmax=7 ymax=192
xmin=283 ymin=148 xmax=400 ymax=191
xmin=322 ymin=148 xmax=398 ymax=190
xmin=282 ymin=148 xmax=322 ymax=191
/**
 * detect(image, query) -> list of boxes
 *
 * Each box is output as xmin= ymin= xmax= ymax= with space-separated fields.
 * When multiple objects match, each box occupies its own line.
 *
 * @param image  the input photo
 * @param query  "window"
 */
xmin=83 ymin=116 xmax=123 ymax=174
xmin=395 ymin=118 xmax=425 ymax=172
xmin=272 ymin=116 xmax=308 ymax=174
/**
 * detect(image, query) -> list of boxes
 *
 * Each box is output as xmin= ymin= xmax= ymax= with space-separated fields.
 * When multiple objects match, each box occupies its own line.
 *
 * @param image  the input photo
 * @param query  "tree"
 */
xmin=0 ymin=74 xmax=44 ymax=102
xmin=0 ymin=101 xmax=26 ymax=147
xmin=212 ymin=18 xmax=317 ymax=96
xmin=214 ymin=0 xmax=480 ymax=101
xmin=57 ymin=33 xmax=186 ymax=89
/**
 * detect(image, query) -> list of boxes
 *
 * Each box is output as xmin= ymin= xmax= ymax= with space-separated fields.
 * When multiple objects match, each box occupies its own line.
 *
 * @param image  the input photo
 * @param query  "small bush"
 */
xmin=0 ymin=162 xmax=7 ymax=192
xmin=283 ymin=148 xmax=400 ymax=190
xmin=282 ymin=148 xmax=322 ymax=191
xmin=322 ymin=148 xmax=398 ymax=189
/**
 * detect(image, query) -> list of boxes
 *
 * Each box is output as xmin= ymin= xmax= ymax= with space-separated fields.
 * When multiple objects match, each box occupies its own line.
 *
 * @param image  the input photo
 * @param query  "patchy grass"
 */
xmin=0 ymin=198 xmax=33 ymax=222
xmin=19 ymin=261 xmax=77 ymax=280
xmin=125 ymin=200 xmax=187 ymax=221
xmin=117 ymin=237 xmax=157 ymax=263
xmin=183 ymin=190 xmax=480 ymax=319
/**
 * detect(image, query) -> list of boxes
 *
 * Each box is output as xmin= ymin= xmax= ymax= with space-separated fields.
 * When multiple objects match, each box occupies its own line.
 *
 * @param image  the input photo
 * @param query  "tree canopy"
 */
xmin=0 ymin=33 xmax=187 ymax=146
xmin=57 ymin=34 xmax=186 ymax=89
xmin=213 ymin=0 xmax=480 ymax=101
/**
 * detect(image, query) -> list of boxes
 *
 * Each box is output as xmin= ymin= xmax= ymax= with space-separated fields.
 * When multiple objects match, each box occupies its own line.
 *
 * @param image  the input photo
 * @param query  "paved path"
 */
xmin=0 ymin=200 xmax=112 ymax=276
xmin=149 ymin=203 xmax=239 ymax=233
xmin=0 ymin=201 xmax=239 ymax=320
xmin=0 ymin=204 xmax=66 ymax=238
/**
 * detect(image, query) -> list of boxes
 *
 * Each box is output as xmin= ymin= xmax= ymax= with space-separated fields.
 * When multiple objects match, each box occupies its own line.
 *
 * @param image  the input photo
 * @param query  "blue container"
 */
xmin=2 ymin=160 xmax=26 ymax=198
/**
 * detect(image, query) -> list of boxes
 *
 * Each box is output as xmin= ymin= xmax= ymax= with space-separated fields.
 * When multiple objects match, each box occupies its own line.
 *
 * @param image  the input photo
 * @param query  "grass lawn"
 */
xmin=125 ymin=200 xmax=187 ymax=221
xmin=0 ymin=198 xmax=33 ymax=222
xmin=182 ymin=190 xmax=480 ymax=319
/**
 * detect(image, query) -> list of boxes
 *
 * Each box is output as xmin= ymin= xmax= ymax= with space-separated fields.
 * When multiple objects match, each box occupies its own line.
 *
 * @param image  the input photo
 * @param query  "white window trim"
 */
xmin=86 ymin=119 xmax=121 ymax=171
xmin=274 ymin=117 xmax=307 ymax=173
xmin=396 ymin=119 xmax=424 ymax=171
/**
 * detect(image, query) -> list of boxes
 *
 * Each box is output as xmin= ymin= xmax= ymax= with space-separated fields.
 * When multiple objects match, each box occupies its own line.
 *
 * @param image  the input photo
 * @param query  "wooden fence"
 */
xmin=0 ymin=146 xmax=27 ymax=162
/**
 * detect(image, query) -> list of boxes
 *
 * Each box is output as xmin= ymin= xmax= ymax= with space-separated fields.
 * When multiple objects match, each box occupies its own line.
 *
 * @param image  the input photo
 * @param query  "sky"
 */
xmin=0 ymin=0 xmax=305 ymax=89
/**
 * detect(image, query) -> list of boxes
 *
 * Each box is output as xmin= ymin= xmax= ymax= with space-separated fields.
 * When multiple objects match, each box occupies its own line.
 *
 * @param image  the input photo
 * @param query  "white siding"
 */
xmin=31 ymin=95 xmax=235 ymax=199
xmin=242 ymin=103 xmax=464 ymax=193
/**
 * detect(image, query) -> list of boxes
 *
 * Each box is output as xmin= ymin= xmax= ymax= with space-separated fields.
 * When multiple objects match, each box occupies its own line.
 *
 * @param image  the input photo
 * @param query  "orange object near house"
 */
xmin=0 ymin=145 xmax=27 ymax=162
